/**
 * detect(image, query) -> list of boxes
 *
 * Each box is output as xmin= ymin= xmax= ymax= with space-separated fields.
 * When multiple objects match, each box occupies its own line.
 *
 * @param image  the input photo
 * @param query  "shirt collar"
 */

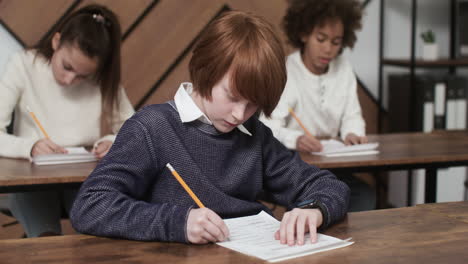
xmin=173 ymin=82 xmax=252 ymax=136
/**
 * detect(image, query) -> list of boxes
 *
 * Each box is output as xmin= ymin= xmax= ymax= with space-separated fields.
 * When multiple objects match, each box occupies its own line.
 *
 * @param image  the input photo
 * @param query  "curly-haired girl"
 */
xmin=261 ymin=0 xmax=375 ymax=212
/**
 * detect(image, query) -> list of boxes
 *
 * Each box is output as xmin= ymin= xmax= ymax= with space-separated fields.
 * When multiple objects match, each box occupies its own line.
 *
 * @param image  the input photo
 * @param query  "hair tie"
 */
xmin=92 ymin=13 xmax=109 ymax=26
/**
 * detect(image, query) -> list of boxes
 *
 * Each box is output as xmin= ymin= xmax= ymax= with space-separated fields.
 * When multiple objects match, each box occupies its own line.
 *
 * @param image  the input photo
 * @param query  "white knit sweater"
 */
xmin=260 ymin=51 xmax=365 ymax=149
xmin=0 ymin=50 xmax=134 ymax=159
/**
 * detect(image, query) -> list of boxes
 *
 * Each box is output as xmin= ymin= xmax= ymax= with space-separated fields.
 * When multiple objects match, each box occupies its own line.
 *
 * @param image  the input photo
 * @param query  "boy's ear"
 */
xmin=52 ymin=32 xmax=61 ymax=51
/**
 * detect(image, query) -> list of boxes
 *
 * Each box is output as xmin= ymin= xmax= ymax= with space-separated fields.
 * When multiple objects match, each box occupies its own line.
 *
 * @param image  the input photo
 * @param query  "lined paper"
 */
xmin=217 ymin=211 xmax=353 ymax=262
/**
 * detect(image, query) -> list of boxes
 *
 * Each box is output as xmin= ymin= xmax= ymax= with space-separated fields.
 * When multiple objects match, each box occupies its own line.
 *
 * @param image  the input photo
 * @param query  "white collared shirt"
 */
xmin=260 ymin=51 xmax=365 ymax=149
xmin=173 ymin=82 xmax=252 ymax=136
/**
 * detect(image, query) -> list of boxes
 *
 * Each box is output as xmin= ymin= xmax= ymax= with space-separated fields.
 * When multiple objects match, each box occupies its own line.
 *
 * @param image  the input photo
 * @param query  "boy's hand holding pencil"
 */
xmin=166 ymin=163 xmax=230 ymax=244
xmin=186 ymin=207 xmax=230 ymax=244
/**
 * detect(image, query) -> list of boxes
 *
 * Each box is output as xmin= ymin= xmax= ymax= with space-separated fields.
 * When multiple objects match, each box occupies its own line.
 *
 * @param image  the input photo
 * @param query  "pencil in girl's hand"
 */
xmin=166 ymin=163 xmax=205 ymax=208
xmin=26 ymin=106 xmax=50 ymax=139
xmin=288 ymin=107 xmax=314 ymax=138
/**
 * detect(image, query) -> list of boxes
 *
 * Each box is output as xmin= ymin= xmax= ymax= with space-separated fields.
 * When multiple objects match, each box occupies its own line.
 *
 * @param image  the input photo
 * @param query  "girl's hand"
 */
xmin=92 ymin=140 xmax=113 ymax=159
xmin=344 ymin=133 xmax=368 ymax=145
xmin=275 ymin=208 xmax=323 ymax=246
xmin=186 ymin=208 xmax=230 ymax=244
xmin=296 ymin=134 xmax=323 ymax=152
xmin=31 ymin=138 xmax=67 ymax=157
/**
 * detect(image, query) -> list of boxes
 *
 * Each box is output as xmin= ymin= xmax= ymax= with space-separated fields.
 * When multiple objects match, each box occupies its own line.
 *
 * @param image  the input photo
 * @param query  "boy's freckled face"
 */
xmin=193 ymin=71 xmax=258 ymax=133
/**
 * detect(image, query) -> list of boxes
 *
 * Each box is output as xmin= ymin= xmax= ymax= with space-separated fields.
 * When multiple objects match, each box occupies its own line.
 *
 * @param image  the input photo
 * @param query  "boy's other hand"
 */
xmin=296 ymin=134 xmax=323 ymax=152
xmin=275 ymin=208 xmax=323 ymax=246
xmin=187 ymin=208 xmax=230 ymax=244
xmin=31 ymin=138 xmax=68 ymax=157
xmin=344 ymin=133 xmax=368 ymax=145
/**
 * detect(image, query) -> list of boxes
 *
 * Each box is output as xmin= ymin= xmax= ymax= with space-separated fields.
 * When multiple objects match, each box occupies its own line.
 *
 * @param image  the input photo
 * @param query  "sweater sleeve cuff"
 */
xmin=316 ymin=202 xmax=330 ymax=231
xmin=295 ymin=199 xmax=330 ymax=231
xmin=169 ymin=206 xmax=192 ymax=243
xmin=21 ymin=137 xmax=38 ymax=159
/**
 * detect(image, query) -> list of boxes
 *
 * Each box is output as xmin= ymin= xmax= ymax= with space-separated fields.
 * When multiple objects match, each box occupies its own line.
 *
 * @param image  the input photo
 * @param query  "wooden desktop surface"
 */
xmin=301 ymin=131 xmax=468 ymax=170
xmin=0 ymin=202 xmax=466 ymax=264
xmin=0 ymin=158 xmax=96 ymax=192
xmin=302 ymin=131 xmax=468 ymax=203
xmin=1 ymin=131 xmax=467 ymax=194
xmin=417 ymin=201 xmax=468 ymax=224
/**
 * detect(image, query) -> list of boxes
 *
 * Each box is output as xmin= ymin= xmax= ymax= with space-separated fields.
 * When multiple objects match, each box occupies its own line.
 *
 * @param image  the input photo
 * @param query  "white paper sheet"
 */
xmin=312 ymin=139 xmax=379 ymax=157
xmin=217 ymin=211 xmax=353 ymax=262
xmin=32 ymin=147 xmax=97 ymax=165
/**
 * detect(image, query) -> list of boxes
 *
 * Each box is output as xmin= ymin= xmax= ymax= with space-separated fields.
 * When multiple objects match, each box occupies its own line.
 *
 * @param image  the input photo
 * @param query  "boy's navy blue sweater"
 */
xmin=70 ymin=102 xmax=350 ymax=242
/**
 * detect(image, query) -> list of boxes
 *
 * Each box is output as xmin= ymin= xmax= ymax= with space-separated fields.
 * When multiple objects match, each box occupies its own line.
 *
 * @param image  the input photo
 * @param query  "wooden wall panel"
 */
xmin=0 ymin=0 xmax=75 ymax=46
xmin=77 ymin=0 xmax=152 ymax=35
xmin=228 ymin=0 xmax=292 ymax=52
xmin=0 ymin=0 xmax=380 ymax=134
xmin=145 ymin=53 xmax=192 ymax=106
xmin=141 ymin=0 xmax=290 ymax=107
xmin=121 ymin=0 xmax=224 ymax=106
xmin=358 ymin=84 xmax=379 ymax=134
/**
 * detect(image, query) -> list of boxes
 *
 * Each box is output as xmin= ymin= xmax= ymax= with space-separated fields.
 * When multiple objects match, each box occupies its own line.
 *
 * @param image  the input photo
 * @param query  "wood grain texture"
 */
xmin=1 ymin=131 xmax=468 ymax=191
xmin=0 ymin=0 xmax=380 ymax=133
xmin=417 ymin=201 xmax=468 ymax=224
xmin=0 ymin=202 xmax=467 ymax=263
xmin=77 ymin=0 xmax=152 ymax=35
xmin=141 ymin=0 xmax=291 ymax=107
xmin=0 ymin=158 xmax=95 ymax=187
xmin=301 ymin=131 xmax=468 ymax=170
xmin=315 ymin=203 xmax=468 ymax=264
xmin=144 ymin=52 xmax=192 ymax=106
xmin=0 ymin=0 xmax=75 ymax=46
xmin=121 ymin=0 xmax=225 ymax=106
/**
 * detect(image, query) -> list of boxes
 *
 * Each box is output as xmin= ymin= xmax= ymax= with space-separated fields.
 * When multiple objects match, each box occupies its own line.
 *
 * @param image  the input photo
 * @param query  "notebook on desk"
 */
xmin=312 ymin=139 xmax=379 ymax=157
xmin=32 ymin=147 xmax=97 ymax=165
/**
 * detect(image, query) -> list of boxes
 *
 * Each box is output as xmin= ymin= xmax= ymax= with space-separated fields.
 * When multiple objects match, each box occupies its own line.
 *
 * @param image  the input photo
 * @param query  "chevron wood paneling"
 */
xmin=146 ymin=52 xmax=192 ymax=105
xmin=227 ymin=0 xmax=293 ymax=53
xmin=140 ymin=0 xmax=291 ymax=107
xmin=0 ymin=0 xmax=75 ymax=47
xmin=77 ymin=0 xmax=152 ymax=35
xmin=120 ymin=0 xmax=225 ymax=106
xmin=0 ymin=0 xmax=381 ymax=134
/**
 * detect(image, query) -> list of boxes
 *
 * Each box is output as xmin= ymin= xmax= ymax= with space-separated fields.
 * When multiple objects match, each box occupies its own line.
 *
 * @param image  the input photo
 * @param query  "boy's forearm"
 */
xmin=71 ymin=188 xmax=190 ymax=242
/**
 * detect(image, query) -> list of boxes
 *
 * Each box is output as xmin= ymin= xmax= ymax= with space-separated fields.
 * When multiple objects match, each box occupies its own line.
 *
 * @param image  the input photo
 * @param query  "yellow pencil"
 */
xmin=27 ymin=106 xmax=50 ymax=139
xmin=288 ymin=107 xmax=314 ymax=138
xmin=166 ymin=163 xmax=205 ymax=208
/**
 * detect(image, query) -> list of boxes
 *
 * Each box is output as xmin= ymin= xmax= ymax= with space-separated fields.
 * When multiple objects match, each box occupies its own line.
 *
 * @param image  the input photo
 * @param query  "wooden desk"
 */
xmin=0 ymin=158 xmax=96 ymax=193
xmin=2 ymin=131 xmax=467 ymax=201
xmin=417 ymin=201 xmax=468 ymax=224
xmin=301 ymin=131 xmax=468 ymax=203
xmin=0 ymin=202 xmax=467 ymax=264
